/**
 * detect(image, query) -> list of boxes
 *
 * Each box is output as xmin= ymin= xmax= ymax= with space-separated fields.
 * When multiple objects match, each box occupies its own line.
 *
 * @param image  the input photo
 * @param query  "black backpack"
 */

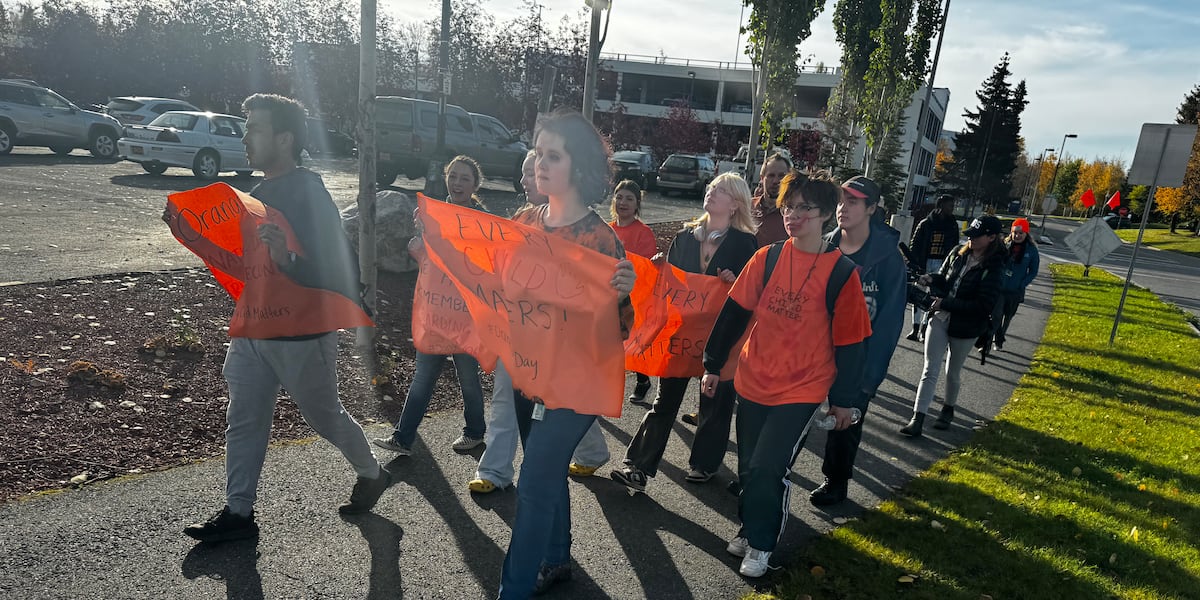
xmin=762 ymin=241 xmax=857 ymax=318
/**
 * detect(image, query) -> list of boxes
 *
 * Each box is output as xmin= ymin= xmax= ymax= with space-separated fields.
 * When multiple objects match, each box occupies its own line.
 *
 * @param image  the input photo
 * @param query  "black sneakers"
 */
xmin=338 ymin=466 xmax=393 ymax=515
xmin=809 ymin=478 xmax=849 ymax=506
xmin=183 ymin=506 xmax=259 ymax=543
xmin=533 ymin=562 xmax=572 ymax=595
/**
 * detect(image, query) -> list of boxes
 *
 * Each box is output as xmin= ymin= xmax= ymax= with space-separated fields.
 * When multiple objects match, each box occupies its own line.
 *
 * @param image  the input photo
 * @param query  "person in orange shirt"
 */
xmin=700 ymin=171 xmax=872 ymax=578
xmin=608 ymin=179 xmax=658 ymax=405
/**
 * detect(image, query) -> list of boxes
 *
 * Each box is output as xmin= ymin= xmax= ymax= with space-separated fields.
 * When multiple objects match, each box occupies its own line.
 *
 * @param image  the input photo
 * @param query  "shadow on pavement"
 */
xmin=341 ymin=512 xmax=405 ymax=600
xmin=180 ymin=539 xmax=264 ymax=600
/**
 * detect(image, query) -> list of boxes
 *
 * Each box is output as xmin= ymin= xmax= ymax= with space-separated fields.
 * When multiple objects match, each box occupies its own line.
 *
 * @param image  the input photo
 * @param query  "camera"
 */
xmin=899 ymin=243 xmax=943 ymax=311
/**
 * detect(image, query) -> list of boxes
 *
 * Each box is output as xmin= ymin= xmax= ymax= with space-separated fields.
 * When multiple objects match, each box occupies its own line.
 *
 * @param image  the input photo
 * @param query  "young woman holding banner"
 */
xmin=608 ymin=179 xmax=658 ymax=406
xmin=497 ymin=110 xmax=636 ymax=599
xmin=610 ymin=172 xmax=758 ymax=493
xmin=373 ymin=156 xmax=489 ymax=456
xmin=699 ymin=171 xmax=872 ymax=578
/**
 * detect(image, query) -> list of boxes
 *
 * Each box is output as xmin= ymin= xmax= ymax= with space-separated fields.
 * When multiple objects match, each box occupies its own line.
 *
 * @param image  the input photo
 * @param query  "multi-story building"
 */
xmin=592 ymin=52 xmax=950 ymax=206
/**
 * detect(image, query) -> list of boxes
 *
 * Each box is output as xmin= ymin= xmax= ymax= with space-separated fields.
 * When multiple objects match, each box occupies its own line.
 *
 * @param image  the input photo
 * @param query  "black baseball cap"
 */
xmin=964 ymin=215 xmax=1003 ymax=237
xmin=841 ymin=176 xmax=881 ymax=206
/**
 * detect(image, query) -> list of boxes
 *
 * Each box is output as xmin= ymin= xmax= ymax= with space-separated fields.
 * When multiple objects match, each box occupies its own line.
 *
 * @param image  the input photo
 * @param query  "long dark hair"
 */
xmin=533 ymin=109 xmax=613 ymax=205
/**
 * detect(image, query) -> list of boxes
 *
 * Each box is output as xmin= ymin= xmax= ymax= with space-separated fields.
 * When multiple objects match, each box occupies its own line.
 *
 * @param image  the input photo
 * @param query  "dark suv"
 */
xmin=0 ymin=79 xmax=124 ymax=157
xmin=657 ymin=153 xmax=716 ymax=196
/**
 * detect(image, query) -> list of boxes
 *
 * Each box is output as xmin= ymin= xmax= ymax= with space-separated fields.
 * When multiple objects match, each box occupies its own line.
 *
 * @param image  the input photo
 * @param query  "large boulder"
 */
xmin=341 ymin=190 xmax=420 ymax=273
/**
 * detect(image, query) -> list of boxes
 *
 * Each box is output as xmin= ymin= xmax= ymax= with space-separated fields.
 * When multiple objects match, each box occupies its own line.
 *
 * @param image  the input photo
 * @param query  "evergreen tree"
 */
xmin=941 ymin=53 xmax=1028 ymax=211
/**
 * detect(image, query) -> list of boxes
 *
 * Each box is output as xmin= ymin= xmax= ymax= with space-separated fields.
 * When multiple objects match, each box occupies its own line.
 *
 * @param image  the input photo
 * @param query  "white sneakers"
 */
xmin=725 ymin=536 xmax=749 ymax=557
xmin=739 ymin=547 xmax=772 ymax=578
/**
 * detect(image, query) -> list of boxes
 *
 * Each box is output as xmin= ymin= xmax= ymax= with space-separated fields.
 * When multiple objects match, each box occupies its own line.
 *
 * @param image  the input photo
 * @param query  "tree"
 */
xmin=742 ymin=0 xmax=824 ymax=146
xmin=651 ymin=101 xmax=708 ymax=159
xmin=939 ymin=54 xmax=1028 ymax=212
xmin=858 ymin=0 xmax=941 ymax=175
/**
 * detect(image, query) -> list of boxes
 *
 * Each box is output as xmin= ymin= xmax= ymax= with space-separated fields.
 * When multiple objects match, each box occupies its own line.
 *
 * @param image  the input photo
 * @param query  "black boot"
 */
xmin=933 ymin=405 xmax=955 ymax=429
xmin=905 ymin=323 xmax=921 ymax=341
xmin=899 ymin=413 xmax=925 ymax=438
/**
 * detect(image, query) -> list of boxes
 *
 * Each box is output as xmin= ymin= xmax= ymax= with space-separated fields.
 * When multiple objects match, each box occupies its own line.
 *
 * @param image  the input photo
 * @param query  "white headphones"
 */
xmin=693 ymin=225 xmax=728 ymax=243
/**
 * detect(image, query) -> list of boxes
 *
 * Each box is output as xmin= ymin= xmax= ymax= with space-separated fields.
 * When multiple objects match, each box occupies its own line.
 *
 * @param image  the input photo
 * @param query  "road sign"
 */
xmin=1042 ymin=195 xmax=1058 ymax=215
xmin=1128 ymin=124 xmax=1197 ymax=187
xmin=1064 ymin=217 xmax=1123 ymax=268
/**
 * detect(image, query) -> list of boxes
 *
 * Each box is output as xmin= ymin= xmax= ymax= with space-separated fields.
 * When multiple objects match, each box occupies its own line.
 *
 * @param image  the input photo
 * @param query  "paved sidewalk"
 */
xmin=0 ymin=274 xmax=1053 ymax=599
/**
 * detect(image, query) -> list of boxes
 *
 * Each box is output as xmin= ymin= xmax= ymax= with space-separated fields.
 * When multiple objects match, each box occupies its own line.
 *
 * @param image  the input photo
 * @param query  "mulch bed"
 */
xmin=0 ymin=220 xmax=683 ymax=502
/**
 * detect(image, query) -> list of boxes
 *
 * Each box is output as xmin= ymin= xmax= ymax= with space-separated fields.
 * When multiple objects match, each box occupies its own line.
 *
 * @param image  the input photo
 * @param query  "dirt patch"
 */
xmin=0 ymin=220 xmax=684 ymax=502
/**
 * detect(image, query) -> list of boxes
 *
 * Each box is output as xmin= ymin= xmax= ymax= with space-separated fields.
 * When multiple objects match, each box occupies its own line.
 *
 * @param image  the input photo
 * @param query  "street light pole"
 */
xmin=1040 ymin=133 xmax=1078 ymax=229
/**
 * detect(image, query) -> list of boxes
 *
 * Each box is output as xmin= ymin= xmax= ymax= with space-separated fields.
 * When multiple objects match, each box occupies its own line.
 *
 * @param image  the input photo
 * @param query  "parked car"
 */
xmin=374 ymin=96 xmax=527 ymax=187
xmin=306 ymin=117 xmax=356 ymax=158
xmin=611 ymin=150 xmax=657 ymax=190
xmin=1103 ymin=213 xmax=1134 ymax=230
xmin=116 ymin=111 xmax=251 ymax=179
xmin=0 ymin=78 xmax=124 ymax=158
xmin=104 ymin=96 xmax=199 ymax=127
xmin=657 ymin=153 xmax=716 ymax=196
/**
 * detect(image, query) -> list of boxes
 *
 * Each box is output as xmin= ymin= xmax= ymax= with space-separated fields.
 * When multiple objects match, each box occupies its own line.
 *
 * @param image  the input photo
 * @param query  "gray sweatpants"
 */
xmin=222 ymin=334 xmax=379 ymax=515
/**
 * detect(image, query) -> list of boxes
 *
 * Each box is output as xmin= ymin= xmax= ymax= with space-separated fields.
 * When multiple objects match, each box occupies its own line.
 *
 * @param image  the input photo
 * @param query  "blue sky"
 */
xmin=394 ymin=0 xmax=1200 ymax=167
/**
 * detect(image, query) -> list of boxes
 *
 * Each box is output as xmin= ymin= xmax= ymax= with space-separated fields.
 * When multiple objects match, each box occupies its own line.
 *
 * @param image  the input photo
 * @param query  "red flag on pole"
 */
xmin=1080 ymin=189 xmax=1096 ymax=208
xmin=1106 ymin=190 xmax=1122 ymax=210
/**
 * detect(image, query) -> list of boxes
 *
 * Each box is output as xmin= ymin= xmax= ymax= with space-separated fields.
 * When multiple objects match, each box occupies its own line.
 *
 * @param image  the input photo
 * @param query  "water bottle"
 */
xmin=813 ymin=405 xmax=862 ymax=430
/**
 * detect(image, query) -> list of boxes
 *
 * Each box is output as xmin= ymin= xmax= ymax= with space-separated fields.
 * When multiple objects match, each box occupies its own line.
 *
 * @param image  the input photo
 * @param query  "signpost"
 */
xmin=1063 ymin=217 xmax=1123 ymax=277
xmin=1109 ymin=123 xmax=1198 ymax=345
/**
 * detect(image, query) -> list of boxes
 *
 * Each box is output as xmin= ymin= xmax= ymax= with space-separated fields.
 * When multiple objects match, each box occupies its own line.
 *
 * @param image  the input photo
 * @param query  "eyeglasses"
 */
xmin=781 ymin=204 xmax=819 ymax=214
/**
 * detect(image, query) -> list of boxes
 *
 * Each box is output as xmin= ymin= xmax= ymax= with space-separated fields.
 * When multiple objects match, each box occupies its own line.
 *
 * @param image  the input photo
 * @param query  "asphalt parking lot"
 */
xmin=0 ymin=148 xmax=703 ymax=284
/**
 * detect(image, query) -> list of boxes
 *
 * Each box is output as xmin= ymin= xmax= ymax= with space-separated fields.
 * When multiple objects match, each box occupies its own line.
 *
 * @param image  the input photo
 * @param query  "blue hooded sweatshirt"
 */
xmin=824 ymin=220 xmax=907 ymax=402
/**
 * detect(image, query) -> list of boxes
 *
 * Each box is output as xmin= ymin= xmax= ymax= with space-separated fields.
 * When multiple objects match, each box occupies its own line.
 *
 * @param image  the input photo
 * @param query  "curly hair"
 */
xmin=241 ymin=93 xmax=308 ymax=163
xmin=533 ymin=109 xmax=613 ymax=206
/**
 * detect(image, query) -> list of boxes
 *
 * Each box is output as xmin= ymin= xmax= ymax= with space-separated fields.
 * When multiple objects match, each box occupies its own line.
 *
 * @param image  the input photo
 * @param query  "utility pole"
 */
xmin=424 ymin=0 xmax=451 ymax=198
xmin=901 ymin=0 xmax=950 ymax=211
xmin=355 ymin=0 xmax=378 ymax=361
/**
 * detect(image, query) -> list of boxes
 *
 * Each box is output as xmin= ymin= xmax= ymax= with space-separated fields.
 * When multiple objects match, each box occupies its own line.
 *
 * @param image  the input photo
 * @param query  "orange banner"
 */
xmin=623 ymin=254 xmax=743 ymax=380
xmin=414 ymin=194 xmax=625 ymax=417
xmin=166 ymin=183 xmax=373 ymax=338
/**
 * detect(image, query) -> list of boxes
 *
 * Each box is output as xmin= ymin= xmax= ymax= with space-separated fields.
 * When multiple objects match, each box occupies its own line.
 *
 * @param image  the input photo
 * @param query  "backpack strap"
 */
xmin=762 ymin=241 xmax=785 ymax=289
xmin=825 ymin=254 xmax=857 ymax=318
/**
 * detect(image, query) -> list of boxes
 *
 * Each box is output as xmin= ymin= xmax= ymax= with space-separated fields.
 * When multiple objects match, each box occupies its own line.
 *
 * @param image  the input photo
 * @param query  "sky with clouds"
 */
xmin=394 ymin=0 xmax=1200 ymax=167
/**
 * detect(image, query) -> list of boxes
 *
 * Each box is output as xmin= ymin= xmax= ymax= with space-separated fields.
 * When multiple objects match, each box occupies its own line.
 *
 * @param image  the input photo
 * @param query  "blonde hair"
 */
xmin=686 ymin=172 xmax=757 ymax=234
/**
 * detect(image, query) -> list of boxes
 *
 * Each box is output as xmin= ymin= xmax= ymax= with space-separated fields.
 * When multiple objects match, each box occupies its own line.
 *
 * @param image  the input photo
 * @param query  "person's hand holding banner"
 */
xmin=413 ymin=194 xmax=626 ymax=418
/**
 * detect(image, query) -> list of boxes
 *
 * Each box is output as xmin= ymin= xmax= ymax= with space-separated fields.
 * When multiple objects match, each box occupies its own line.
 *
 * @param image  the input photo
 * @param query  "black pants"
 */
xmin=623 ymin=378 xmax=736 ymax=476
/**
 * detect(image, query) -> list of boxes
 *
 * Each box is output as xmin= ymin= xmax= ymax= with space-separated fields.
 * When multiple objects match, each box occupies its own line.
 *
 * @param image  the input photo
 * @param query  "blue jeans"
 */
xmin=476 ymin=361 xmax=519 ymax=487
xmin=392 ymin=351 xmax=485 ymax=448
xmin=498 ymin=405 xmax=597 ymax=599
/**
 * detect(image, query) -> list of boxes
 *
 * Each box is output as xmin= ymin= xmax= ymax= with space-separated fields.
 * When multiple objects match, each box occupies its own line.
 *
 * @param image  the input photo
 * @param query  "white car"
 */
xmin=117 ymin=111 xmax=251 ymax=179
xmin=104 ymin=96 xmax=199 ymax=127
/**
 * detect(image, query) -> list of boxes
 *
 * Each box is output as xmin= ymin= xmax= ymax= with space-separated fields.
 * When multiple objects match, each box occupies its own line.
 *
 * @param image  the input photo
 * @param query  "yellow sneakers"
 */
xmin=467 ymin=478 xmax=497 ymax=493
xmin=568 ymin=463 xmax=600 ymax=477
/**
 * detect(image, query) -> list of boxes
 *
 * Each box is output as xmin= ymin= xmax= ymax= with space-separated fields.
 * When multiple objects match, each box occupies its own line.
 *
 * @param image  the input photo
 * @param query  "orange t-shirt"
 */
xmin=726 ymin=243 xmax=872 ymax=405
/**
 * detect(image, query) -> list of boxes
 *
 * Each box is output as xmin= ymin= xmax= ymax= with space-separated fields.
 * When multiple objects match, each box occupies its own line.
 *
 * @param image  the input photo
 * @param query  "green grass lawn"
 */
xmin=1114 ymin=228 xmax=1200 ymax=259
xmin=747 ymin=265 xmax=1200 ymax=600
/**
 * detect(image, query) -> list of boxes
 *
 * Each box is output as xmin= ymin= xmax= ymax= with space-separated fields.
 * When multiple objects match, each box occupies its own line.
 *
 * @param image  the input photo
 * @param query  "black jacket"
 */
xmin=666 ymin=226 xmax=759 ymax=276
xmin=929 ymin=244 xmax=1004 ymax=339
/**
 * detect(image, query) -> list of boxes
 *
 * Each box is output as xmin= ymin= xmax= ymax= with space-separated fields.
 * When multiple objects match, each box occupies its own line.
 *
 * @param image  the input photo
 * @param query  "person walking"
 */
xmin=809 ymin=175 xmax=906 ymax=507
xmin=178 ymin=94 xmax=390 ymax=543
xmin=991 ymin=217 xmax=1039 ymax=351
xmin=906 ymin=194 xmax=960 ymax=342
xmin=609 ymin=173 xmax=758 ymax=493
xmin=700 ymin=171 xmax=872 ymax=577
xmin=498 ymin=110 xmax=636 ymax=598
xmin=608 ymin=179 xmax=658 ymax=405
xmin=373 ymin=156 xmax=489 ymax=456
xmin=900 ymin=215 xmax=1004 ymax=437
